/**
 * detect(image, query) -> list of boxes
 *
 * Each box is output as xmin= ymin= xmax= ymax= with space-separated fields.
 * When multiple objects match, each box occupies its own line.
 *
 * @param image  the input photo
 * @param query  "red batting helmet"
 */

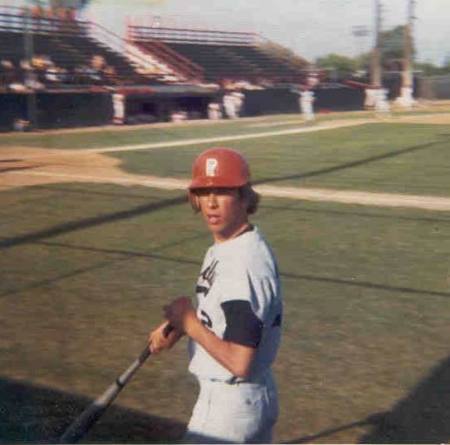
xmin=189 ymin=147 xmax=251 ymax=190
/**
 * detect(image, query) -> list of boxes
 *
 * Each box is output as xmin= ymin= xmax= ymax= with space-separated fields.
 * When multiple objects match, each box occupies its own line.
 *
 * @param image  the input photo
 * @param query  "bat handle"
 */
xmin=162 ymin=323 xmax=175 ymax=337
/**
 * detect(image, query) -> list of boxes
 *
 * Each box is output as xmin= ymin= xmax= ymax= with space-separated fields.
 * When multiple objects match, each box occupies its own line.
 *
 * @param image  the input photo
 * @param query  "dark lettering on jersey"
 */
xmin=200 ymin=310 xmax=213 ymax=329
xmin=197 ymin=259 xmax=218 ymax=297
xmin=195 ymin=285 xmax=209 ymax=295
xmin=200 ymin=259 xmax=218 ymax=286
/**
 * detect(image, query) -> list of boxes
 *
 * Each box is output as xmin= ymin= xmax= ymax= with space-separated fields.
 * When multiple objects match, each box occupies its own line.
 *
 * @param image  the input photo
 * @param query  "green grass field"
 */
xmin=1 ymin=111 xmax=450 ymax=443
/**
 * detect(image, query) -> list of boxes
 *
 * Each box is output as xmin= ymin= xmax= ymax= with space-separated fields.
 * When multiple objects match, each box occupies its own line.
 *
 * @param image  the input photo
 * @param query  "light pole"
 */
xmin=370 ymin=0 xmax=382 ymax=88
xmin=397 ymin=0 xmax=416 ymax=108
xmin=352 ymin=25 xmax=369 ymax=74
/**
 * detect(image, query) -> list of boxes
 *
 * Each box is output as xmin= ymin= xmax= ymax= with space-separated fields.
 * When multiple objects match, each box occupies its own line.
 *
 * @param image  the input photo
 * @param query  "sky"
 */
xmin=8 ymin=0 xmax=450 ymax=66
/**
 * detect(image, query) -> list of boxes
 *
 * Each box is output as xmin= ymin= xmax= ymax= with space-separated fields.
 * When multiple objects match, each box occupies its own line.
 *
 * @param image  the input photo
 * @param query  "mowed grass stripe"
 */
xmin=8 ymin=169 xmax=450 ymax=211
xmin=111 ymin=123 xmax=450 ymax=197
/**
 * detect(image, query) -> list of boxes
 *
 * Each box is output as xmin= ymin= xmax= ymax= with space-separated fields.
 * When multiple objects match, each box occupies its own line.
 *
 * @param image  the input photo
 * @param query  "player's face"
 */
xmin=196 ymin=187 xmax=248 ymax=243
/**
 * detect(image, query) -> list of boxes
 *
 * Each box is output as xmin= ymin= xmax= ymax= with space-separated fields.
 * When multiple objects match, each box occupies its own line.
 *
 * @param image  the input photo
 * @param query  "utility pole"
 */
xmin=367 ymin=0 xmax=390 ymax=114
xmin=370 ymin=0 xmax=382 ymax=88
xmin=397 ymin=0 xmax=416 ymax=108
xmin=403 ymin=0 xmax=416 ymax=87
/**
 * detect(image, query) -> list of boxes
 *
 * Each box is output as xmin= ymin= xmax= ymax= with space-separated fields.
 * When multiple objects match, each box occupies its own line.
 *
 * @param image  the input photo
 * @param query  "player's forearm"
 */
xmin=186 ymin=317 xmax=255 ymax=378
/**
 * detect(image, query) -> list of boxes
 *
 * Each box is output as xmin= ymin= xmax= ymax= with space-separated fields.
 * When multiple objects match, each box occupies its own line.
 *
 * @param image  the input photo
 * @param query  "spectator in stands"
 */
xmin=44 ymin=63 xmax=61 ymax=84
xmin=21 ymin=59 xmax=44 ymax=90
xmin=91 ymin=55 xmax=106 ymax=71
xmin=76 ymin=62 xmax=101 ymax=84
xmin=45 ymin=6 xmax=55 ymax=28
xmin=31 ymin=4 xmax=44 ymax=31
xmin=66 ymin=7 xmax=76 ymax=21
xmin=31 ymin=55 xmax=47 ymax=71
xmin=103 ymin=65 xmax=117 ymax=84
xmin=56 ymin=7 xmax=67 ymax=21
xmin=74 ymin=65 xmax=89 ymax=84
xmin=31 ymin=4 xmax=43 ymax=18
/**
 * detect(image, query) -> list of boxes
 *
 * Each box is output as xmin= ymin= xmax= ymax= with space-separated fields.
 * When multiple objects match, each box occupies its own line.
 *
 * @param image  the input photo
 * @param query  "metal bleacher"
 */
xmin=0 ymin=6 xmax=164 ymax=90
xmin=128 ymin=24 xmax=309 ymax=84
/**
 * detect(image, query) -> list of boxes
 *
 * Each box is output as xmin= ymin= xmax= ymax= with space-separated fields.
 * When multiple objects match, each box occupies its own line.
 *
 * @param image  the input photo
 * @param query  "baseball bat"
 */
xmin=59 ymin=325 xmax=173 ymax=443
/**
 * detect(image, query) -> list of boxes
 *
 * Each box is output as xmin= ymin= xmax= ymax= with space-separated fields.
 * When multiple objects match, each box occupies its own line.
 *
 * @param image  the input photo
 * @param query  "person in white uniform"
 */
xmin=148 ymin=147 xmax=283 ymax=444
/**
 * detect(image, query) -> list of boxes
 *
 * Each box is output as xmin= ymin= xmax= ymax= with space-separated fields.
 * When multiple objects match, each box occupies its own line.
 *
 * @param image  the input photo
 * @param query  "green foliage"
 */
xmin=315 ymin=53 xmax=358 ymax=77
xmin=380 ymin=25 xmax=411 ymax=60
xmin=415 ymin=61 xmax=450 ymax=75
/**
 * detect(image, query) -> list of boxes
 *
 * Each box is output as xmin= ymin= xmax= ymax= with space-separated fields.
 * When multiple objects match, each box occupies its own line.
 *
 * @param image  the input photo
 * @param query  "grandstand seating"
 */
xmin=129 ymin=26 xmax=309 ymax=84
xmin=0 ymin=9 xmax=160 ymax=90
xmin=0 ymin=6 xmax=310 ymax=91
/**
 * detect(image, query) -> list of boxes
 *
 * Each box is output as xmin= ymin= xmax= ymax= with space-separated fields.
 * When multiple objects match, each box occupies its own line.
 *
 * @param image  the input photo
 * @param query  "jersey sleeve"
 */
xmin=221 ymin=299 xmax=263 ymax=347
xmin=217 ymin=261 xmax=277 ymax=347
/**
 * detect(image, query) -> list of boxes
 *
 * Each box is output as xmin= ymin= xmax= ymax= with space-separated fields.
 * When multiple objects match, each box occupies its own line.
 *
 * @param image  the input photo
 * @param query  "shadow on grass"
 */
xmin=284 ymin=356 xmax=450 ymax=444
xmin=0 ymin=195 xmax=187 ymax=250
xmin=261 ymin=203 xmax=450 ymax=225
xmin=0 ymin=232 xmax=206 ymax=298
xmin=32 ymin=185 xmax=166 ymax=201
xmin=254 ymin=139 xmax=445 ymax=186
xmin=359 ymin=355 xmax=450 ymax=443
xmin=4 ymin=239 xmax=447 ymax=301
xmin=282 ymin=271 xmax=450 ymax=299
xmin=283 ymin=412 xmax=387 ymax=444
xmin=0 ymin=377 xmax=186 ymax=444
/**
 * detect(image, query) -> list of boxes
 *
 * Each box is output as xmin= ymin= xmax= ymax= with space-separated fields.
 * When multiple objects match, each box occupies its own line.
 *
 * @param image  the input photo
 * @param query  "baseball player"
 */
xmin=149 ymin=147 xmax=283 ymax=443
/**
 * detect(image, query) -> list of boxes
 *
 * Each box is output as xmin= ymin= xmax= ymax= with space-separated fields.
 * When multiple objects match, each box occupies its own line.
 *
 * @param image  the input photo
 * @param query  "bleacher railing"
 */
xmin=87 ymin=21 xmax=165 ymax=77
xmin=128 ymin=24 xmax=261 ymax=46
xmin=131 ymin=38 xmax=204 ymax=81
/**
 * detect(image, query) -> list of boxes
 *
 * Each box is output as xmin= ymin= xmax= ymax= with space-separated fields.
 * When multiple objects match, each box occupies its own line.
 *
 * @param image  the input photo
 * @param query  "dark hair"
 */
xmin=188 ymin=184 xmax=260 ymax=215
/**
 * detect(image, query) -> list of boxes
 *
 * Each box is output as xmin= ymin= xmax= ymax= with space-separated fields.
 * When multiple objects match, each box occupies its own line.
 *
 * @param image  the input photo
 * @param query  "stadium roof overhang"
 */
xmin=115 ymin=84 xmax=219 ymax=98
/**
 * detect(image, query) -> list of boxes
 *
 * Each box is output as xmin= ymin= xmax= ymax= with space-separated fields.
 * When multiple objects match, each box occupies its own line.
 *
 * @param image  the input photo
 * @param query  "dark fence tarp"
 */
xmin=417 ymin=75 xmax=450 ymax=100
xmin=0 ymin=93 xmax=27 ymax=131
xmin=313 ymin=85 xmax=365 ymax=111
xmin=0 ymin=92 xmax=113 ymax=131
xmin=36 ymin=92 xmax=113 ymax=129
xmin=242 ymin=85 xmax=364 ymax=117
xmin=243 ymin=88 xmax=299 ymax=116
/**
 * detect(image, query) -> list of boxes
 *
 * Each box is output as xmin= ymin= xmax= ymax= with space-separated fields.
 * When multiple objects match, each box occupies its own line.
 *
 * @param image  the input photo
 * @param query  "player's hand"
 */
xmin=164 ymin=297 xmax=197 ymax=335
xmin=148 ymin=321 xmax=182 ymax=354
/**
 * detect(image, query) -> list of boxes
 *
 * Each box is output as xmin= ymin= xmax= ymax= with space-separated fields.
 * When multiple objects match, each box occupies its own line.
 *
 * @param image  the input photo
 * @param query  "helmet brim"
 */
xmin=188 ymin=176 xmax=248 ymax=190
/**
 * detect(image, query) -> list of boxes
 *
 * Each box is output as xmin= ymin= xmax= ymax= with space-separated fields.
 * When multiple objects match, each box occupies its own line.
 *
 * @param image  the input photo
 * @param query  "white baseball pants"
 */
xmin=183 ymin=371 xmax=278 ymax=443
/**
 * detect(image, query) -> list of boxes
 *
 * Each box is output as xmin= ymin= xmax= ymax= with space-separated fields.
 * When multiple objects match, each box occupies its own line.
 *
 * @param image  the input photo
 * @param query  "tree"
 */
xmin=315 ymin=53 xmax=358 ymax=80
xmin=380 ymin=25 xmax=417 ymax=71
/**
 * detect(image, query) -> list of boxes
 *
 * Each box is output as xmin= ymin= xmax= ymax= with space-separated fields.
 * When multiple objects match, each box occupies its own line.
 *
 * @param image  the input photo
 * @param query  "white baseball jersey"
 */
xmin=188 ymin=225 xmax=282 ymax=382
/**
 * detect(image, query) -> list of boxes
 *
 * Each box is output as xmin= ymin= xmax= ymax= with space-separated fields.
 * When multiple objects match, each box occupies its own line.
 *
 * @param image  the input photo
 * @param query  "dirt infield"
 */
xmin=2 ymin=111 xmax=450 ymax=211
